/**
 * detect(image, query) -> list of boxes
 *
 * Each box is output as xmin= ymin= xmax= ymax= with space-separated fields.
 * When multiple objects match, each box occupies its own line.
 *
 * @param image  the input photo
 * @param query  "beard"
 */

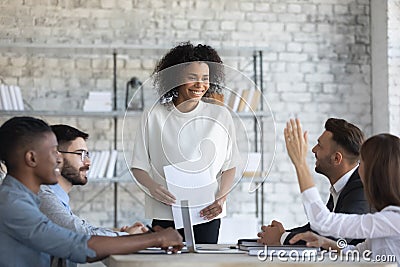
xmin=315 ymin=165 xmax=325 ymax=176
xmin=314 ymin=156 xmax=333 ymax=178
xmin=61 ymin=159 xmax=88 ymax=186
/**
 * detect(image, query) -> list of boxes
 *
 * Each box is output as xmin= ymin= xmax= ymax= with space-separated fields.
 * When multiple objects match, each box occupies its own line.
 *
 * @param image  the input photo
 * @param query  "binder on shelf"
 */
xmin=8 ymin=86 xmax=19 ymax=110
xmin=227 ymin=88 xmax=243 ymax=112
xmin=0 ymin=84 xmax=25 ymax=111
xmin=227 ymin=88 xmax=261 ymax=113
xmin=92 ymin=151 xmax=105 ymax=178
xmin=237 ymin=89 xmax=250 ymax=112
xmin=0 ymin=84 xmax=5 ymax=110
xmin=87 ymin=150 xmax=119 ymax=179
xmin=0 ymin=84 xmax=11 ymax=110
xmin=105 ymin=150 xmax=118 ymax=178
xmin=14 ymin=86 xmax=24 ymax=110
xmin=243 ymin=152 xmax=262 ymax=178
xmin=243 ymin=89 xmax=255 ymax=112
xmin=249 ymin=89 xmax=261 ymax=112
xmin=97 ymin=150 xmax=110 ymax=178
xmin=83 ymin=91 xmax=112 ymax=112
xmin=88 ymin=151 xmax=101 ymax=179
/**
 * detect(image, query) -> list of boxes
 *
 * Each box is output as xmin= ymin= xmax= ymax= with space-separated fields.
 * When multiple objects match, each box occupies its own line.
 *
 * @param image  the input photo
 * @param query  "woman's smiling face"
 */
xmin=174 ymin=62 xmax=210 ymax=106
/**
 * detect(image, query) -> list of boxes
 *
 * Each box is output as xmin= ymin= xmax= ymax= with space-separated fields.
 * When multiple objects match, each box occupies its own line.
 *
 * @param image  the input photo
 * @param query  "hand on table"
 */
xmin=156 ymin=227 xmax=184 ymax=254
xmin=120 ymin=222 xmax=148 ymax=235
xmin=289 ymin=231 xmax=339 ymax=250
xmin=257 ymin=220 xmax=285 ymax=245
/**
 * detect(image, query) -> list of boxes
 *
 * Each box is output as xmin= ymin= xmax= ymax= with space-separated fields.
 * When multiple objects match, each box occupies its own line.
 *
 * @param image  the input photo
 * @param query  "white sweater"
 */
xmin=132 ymin=101 xmax=241 ymax=220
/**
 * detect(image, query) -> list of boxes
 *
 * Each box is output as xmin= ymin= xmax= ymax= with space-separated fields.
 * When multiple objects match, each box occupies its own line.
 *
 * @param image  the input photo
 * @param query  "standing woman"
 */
xmin=131 ymin=42 xmax=240 ymax=243
xmin=285 ymin=118 xmax=400 ymax=265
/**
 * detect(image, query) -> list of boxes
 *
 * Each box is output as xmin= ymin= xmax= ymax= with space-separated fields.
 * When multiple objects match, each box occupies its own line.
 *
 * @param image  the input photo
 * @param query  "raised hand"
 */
xmin=284 ymin=118 xmax=308 ymax=167
xmin=284 ymin=118 xmax=314 ymax=192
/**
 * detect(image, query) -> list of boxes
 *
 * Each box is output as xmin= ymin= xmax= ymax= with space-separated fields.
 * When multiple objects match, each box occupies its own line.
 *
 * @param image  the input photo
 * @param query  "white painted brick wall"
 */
xmin=0 ymin=0 xmax=381 ymax=233
xmin=388 ymin=0 xmax=400 ymax=135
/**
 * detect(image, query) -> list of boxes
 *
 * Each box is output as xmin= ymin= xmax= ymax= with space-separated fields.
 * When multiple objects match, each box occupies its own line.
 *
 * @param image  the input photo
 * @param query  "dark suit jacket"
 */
xmin=284 ymin=168 xmax=370 ymax=246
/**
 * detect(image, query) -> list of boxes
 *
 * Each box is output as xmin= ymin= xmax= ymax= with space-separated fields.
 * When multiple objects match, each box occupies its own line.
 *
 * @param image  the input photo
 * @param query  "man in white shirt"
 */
xmin=258 ymin=118 xmax=370 ymax=246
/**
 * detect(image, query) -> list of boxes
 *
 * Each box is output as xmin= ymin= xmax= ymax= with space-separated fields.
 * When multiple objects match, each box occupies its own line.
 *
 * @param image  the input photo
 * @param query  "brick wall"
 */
xmin=0 ymin=0 xmax=374 ymax=231
xmin=388 ymin=0 xmax=400 ymax=135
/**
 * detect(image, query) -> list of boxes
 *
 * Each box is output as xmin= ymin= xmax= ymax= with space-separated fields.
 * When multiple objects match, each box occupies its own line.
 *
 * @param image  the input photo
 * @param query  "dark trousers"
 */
xmin=152 ymin=218 xmax=221 ymax=244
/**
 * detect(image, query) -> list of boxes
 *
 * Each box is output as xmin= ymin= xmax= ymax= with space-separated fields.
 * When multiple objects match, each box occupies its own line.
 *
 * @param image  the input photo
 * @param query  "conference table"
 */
xmin=103 ymin=245 xmax=397 ymax=267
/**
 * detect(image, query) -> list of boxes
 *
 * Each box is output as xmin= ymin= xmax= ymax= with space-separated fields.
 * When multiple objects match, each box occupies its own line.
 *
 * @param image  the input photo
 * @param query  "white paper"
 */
xmin=164 ymin=162 xmax=222 ymax=229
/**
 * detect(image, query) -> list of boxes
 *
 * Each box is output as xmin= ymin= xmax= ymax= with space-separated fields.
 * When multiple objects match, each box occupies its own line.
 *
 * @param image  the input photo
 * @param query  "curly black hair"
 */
xmin=153 ymin=42 xmax=224 ymax=104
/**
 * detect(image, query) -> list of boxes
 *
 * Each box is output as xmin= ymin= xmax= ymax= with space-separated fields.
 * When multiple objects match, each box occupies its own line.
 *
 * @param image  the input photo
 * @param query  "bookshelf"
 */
xmin=0 ymin=44 xmax=272 ymax=227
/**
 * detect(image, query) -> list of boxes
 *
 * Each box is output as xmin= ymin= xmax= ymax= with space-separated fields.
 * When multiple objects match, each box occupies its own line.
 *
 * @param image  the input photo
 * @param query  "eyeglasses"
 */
xmin=59 ymin=150 xmax=90 ymax=162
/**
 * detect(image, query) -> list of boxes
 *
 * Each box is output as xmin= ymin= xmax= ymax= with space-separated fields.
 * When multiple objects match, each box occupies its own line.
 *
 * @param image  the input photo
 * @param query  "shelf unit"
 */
xmin=0 ymin=110 xmax=141 ymax=228
xmin=0 ymin=44 xmax=271 ymax=227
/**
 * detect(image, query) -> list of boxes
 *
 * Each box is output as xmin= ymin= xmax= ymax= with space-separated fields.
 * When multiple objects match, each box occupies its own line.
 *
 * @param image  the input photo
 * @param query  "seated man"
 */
xmin=0 ymin=116 xmax=183 ymax=267
xmin=258 ymin=118 xmax=370 ymax=246
xmin=39 ymin=124 xmax=145 ymax=237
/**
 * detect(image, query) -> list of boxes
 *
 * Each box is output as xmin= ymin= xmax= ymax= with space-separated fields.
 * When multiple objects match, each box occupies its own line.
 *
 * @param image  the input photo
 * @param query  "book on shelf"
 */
xmin=0 ymin=84 xmax=11 ymax=110
xmin=236 ymin=89 xmax=250 ymax=112
xmin=87 ymin=150 xmax=119 ymax=179
xmin=14 ymin=86 xmax=24 ymax=110
xmin=0 ymin=84 xmax=24 ymax=111
xmin=242 ymin=152 xmax=262 ymax=178
xmin=96 ymin=150 xmax=110 ymax=178
xmin=243 ymin=89 xmax=255 ymax=112
xmin=0 ymin=85 xmax=6 ymax=110
xmin=105 ymin=150 xmax=118 ymax=178
xmin=227 ymin=88 xmax=242 ymax=112
xmin=8 ymin=85 xmax=19 ymax=111
xmin=227 ymin=88 xmax=261 ymax=112
xmin=248 ymin=89 xmax=261 ymax=112
xmin=88 ymin=151 xmax=100 ymax=179
xmin=83 ymin=91 xmax=112 ymax=112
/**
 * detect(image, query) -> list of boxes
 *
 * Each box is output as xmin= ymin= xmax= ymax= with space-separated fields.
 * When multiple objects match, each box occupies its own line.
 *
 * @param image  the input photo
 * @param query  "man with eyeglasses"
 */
xmin=0 ymin=117 xmax=183 ymax=267
xmin=39 ymin=124 xmax=147 ymax=241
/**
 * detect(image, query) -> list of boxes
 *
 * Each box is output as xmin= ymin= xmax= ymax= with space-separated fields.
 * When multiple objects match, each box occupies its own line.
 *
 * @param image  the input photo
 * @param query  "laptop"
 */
xmin=181 ymin=200 xmax=245 ymax=254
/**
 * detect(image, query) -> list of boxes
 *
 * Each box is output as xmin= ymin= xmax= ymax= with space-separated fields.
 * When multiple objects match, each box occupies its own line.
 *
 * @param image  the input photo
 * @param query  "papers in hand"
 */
xmin=164 ymin=162 xmax=223 ymax=229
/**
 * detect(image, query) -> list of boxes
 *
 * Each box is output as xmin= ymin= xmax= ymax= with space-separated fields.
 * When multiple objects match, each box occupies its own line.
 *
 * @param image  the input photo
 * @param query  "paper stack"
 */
xmin=83 ymin=91 xmax=112 ymax=112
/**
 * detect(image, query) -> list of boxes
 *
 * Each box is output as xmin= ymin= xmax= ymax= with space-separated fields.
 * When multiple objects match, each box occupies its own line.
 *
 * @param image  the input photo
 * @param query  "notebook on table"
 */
xmin=237 ymin=238 xmax=320 ymax=256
